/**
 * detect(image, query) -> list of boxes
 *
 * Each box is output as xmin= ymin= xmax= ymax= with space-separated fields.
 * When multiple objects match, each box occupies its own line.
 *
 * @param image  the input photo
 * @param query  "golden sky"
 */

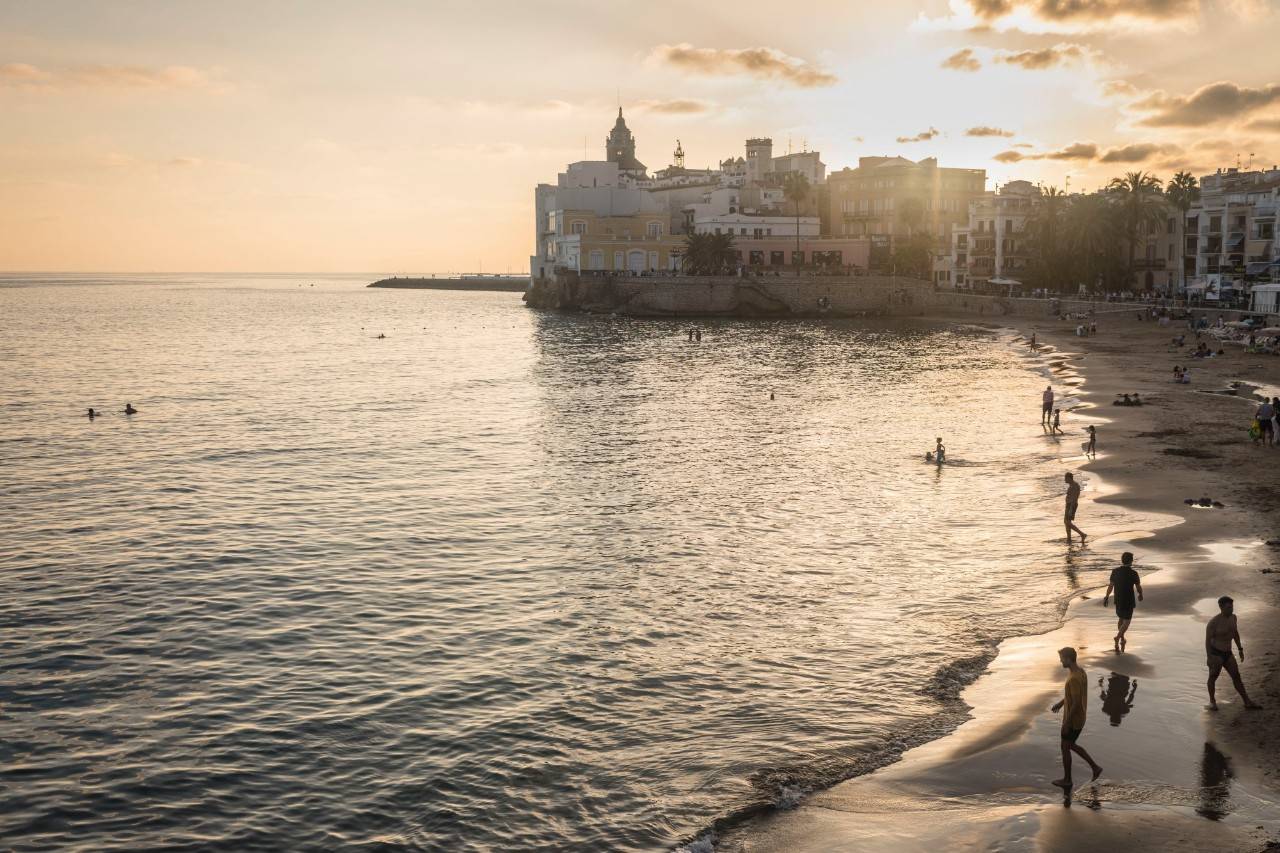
xmin=2 ymin=0 xmax=1278 ymax=272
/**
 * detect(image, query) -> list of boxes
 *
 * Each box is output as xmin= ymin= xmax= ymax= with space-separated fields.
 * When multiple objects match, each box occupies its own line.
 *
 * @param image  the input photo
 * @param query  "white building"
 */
xmin=692 ymin=212 xmax=819 ymax=239
xmin=945 ymin=180 xmax=1040 ymax=290
xmin=1184 ymin=166 xmax=1280 ymax=300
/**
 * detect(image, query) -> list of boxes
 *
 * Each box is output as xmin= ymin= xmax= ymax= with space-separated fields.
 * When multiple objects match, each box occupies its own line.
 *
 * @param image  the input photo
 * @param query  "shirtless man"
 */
xmin=1042 ymin=386 xmax=1055 ymax=426
xmin=1206 ymin=596 xmax=1262 ymax=711
xmin=1064 ymin=472 xmax=1086 ymax=545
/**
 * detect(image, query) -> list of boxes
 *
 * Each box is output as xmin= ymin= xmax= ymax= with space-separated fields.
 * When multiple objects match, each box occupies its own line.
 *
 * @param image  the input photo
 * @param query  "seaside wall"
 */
xmin=524 ymin=272 xmax=934 ymax=317
xmin=524 ymin=272 xmax=1277 ymax=322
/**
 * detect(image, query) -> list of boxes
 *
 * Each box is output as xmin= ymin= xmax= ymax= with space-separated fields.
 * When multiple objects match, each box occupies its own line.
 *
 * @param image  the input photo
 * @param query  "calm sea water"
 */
xmin=1 ymin=274 xmax=1116 ymax=851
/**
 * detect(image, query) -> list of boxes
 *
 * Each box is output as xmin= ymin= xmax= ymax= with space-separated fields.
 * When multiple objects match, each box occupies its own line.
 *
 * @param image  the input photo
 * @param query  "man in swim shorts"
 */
xmin=1206 ymin=596 xmax=1262 ymax=711
xmin=1051 ymin=646 xmax=1102 ymax=789
xmin=1103 ymin=552 xmax=1143 ymax=652
xmin=1042 ymin=386 xmax=1054 ymax=426
xmin=1064 ymin=472 xmax=1086 ymax=545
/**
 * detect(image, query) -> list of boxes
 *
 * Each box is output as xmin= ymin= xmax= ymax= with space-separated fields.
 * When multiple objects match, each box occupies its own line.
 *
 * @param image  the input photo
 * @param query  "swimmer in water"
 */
xmin=87 ymin=408 xmax=97 ymax=419
xmin=124 ymin=403 xmax=137 ymax=415
xmin=925 ymin=451 xmax=934 ymax=463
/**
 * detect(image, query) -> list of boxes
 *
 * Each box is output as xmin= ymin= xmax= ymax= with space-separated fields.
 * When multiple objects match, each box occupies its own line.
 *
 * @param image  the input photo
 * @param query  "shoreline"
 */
xmin=714 ymin=312 xmax=1280 ymax=852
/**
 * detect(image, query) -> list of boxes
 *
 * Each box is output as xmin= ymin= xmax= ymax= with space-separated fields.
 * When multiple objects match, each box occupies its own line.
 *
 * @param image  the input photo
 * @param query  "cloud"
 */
xmin=1098 ymin=142 xmax=1181 ymax=162
xmin=994 ymin=141 xmax=1099 ymax=162
xmin=1244 ymin=116 xmax=1280 ymax=133
xmin=1131 ymin=80 xmax=1280 ymax=127
xmin=853 ymin=135 xmax=865 ymax=143
xmin=996 ymin=42 xmax=1091 ymax=69
xmin=1101 ymin=79 xmax=1141 ymax=99
xmin=636 ymin=98 xmax=713 ymax=114
xmin=0 ymin=62 xmax=225 ymax=92
xmin=650 ymin=43 xmax=837 ymax=87
xmin=916 ymin=0 xmax=1201 ymax=33
xmin=897 ymin=127 xmax=941 ymax=143
xmin=167 ymin=157 xmax=203 ymax=167
xmin=941 ymin=48 xmax=982 ymax=71
xmin=966 ymin=125 xmax=1015 ymax=137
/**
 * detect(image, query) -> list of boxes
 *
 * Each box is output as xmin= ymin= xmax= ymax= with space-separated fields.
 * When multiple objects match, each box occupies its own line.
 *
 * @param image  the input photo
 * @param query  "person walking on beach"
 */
xmin=1064 ymin=472 xmax=1086 ymax=545
xmin=1085 ymin=425 xmax=1097 ymax=457
xmin=1030 ymin=332 xmax=1037 ymax=350
xmin=1206 ymin=596 xmax=1262 ymax=711
xmin=1257 ymin=398 xmax=1275 ymax=447
xmin=1103 ymin=552 xmax=1143 ymax=653
xmin=1042 ymin=386 xmax=1055 ymax=426
xmin=1051 ymin=646 xmax=1102 ymax=789
xmin=1052 ymin=408 xmax=1063 ymax=435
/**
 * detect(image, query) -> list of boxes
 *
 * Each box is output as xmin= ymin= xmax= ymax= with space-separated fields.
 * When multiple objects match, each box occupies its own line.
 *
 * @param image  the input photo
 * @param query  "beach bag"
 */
xmin=1249 ymin=420 xmax=1262 ymax=440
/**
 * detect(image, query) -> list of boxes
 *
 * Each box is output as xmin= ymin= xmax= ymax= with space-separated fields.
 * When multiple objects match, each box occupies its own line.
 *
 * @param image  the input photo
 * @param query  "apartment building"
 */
xmin=1184 ymin=166 xmax=1280 ymax=299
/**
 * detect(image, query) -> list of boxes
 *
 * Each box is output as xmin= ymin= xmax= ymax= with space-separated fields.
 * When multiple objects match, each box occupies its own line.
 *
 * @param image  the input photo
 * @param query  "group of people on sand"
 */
xmin=1045 ymin=379 xmax=1262 ymax=792
xmin=1252 ymin=397 xmax=1280 ymax=446
xmin=87 ymin=404 xmax=136 ymax=419
xmin=1113 ymin=393 xmax=1142 ymax=407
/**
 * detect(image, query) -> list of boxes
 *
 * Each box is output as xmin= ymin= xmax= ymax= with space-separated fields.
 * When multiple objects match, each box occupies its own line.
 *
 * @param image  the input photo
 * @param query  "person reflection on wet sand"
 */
xmin=1098 ymin=673 xmax=1138 ymax=727
xmin=1196 ymin=742 xmax=1234 ymax=820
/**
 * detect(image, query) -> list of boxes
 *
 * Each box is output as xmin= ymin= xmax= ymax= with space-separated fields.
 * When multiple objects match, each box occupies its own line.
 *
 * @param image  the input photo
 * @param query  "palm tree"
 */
xmin=1107 ymin=170 xmax=1165 ymax=291
xmin=683 ymin=231 xmax=737 ymax=275
xmin=1027 ymin=186 xmax=1067 ymax=292
xmin=783 ymin=172 xmax=811 ymax=275
xmin=1165 ymin=171 xmax=1199 ymax=294
xmin=1066 ymin=193 xmax=1121 ymax=293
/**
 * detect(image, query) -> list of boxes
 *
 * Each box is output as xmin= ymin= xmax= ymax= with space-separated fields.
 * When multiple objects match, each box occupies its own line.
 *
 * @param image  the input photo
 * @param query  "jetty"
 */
xmin=368 ymin=275 xmax=528 ymax=292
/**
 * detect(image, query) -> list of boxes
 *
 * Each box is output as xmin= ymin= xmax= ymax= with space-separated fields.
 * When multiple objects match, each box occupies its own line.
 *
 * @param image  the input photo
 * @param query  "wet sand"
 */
xmin=722 ymin=311 xmax=1280 ymax=852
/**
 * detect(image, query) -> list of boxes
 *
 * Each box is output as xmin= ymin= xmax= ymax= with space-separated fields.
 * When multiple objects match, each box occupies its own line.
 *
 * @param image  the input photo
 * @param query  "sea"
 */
xmin=0 ymin=273 xmax=1117 ymax=851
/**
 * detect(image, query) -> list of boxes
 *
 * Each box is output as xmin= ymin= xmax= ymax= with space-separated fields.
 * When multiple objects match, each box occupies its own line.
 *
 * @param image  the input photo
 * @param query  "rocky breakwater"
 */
xmin=523 ymin=271 xmax=934 ymax=318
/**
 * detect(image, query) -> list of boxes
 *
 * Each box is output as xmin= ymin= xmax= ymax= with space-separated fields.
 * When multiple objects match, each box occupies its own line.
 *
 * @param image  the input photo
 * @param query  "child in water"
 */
xmin=1052 ymin=408 xmax=1063 ymax=434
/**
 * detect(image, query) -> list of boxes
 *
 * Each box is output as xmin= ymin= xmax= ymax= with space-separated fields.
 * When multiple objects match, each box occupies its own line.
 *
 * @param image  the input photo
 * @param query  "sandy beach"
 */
xmin=721 ymin=309 xmax=1280 ymax=852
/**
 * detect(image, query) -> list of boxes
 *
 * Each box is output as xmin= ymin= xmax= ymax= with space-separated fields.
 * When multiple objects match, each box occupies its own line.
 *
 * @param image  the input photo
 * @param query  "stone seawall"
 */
xmin=524 ymin=273 xmax=1270 ymax=322
xmin=524 ymin=273 xmax=934 ymax=317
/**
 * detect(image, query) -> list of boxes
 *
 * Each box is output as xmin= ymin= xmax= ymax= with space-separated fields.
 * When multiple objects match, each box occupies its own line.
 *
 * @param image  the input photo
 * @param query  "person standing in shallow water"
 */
xmin=1085 ymin=425 xmax=1097 ymax=457
xmin=1064 ymin=472 xmax=1086 ymax=545
xmin=1051 ymin=646 xmax=1103 ymax=789
xmin=1103 ymin=552 xmax=1143 ymax=652
xmin=1042 ymin=386 xmax=1055 ymax=426
xmin=1206 ymin=596 xmax=1262 ymax=711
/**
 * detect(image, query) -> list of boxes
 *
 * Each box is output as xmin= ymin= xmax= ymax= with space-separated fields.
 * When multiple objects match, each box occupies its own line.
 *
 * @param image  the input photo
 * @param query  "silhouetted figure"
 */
xmin=695 ymin=329 xmax=702 ymax=342
xmin=1029 ymin=332 xmax=1037 ymax=350
xmin=934 ymin=437 xmax=945 ymax=464
xmin=1064 ymin=472 xmax=1086 ymax=545
xmin=1052 ymin=408 xmax=1063 ymax=434
xmin=1098 ymin=673 xmax=1138 ymax=727
xmin=87 ymin=408 xmax=97 ymax=419
xmin=1042 ymin=386 xmax=1055 ymax=425
xmin=769 ymin=391 xmax=775 ymax=400
xmin=1051 ymin=646 xmax=1102 ymax=789
xmin=124 ymin=403 xmax=137 ymax=415
xmin=1206 ymin=596 xmax=1261 ymax=710
xmin=1085 ymin=425 xmax=1097 ymax=457
xmin=1103 ymin=552 xmax=1143 ymax=652
xmin=687 ymin=329 xmax=694 ymax=342
xmin=1196 ymin=742 xmax=1235 ymax=820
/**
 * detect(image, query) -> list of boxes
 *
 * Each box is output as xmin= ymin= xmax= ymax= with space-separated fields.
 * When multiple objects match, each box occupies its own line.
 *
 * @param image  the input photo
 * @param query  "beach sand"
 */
xmin=720 ymin=311 xmax=1280 ymax=852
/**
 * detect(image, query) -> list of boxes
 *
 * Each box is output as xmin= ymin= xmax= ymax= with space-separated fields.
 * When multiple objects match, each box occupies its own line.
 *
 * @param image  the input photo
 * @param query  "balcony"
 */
xmin=1135 ymin=259 xmax=1166 ymax=271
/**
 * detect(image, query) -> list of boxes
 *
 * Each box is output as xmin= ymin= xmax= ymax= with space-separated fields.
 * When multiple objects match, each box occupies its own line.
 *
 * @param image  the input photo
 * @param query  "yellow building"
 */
xmin=547 ymin=209 xmax=685 ymax=273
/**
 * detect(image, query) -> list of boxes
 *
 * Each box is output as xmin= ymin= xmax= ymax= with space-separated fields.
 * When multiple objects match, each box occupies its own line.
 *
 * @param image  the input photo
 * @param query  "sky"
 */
xmin=2 ymin=0 xmax=1278 ymax=273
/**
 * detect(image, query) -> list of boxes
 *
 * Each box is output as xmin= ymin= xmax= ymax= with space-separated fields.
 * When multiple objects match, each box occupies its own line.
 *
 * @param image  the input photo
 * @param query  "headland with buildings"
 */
xmin=526 ymin=109 xmax=1280 ymax=318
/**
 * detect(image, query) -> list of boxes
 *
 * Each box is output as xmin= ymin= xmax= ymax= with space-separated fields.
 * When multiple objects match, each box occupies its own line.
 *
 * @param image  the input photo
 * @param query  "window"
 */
xmin=571 ymin=220 xmax=587 ymax=235
xmin=647 ymin=221 xmax=661 ymax=239
xmin=715 ymin=227 xmax=721 ymax=235
xmin=613 ymin=251 xmax=624 ymax=269
xmin=1167 ymin=244 xmax=1174 ymax=260
xmin=1167 ymin=217 xmax=1175 ymax=234
xmin=740 ymin=227 xmax=747 ymax=236
xmin=753 ymin=228 xmax=763 ymax=239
